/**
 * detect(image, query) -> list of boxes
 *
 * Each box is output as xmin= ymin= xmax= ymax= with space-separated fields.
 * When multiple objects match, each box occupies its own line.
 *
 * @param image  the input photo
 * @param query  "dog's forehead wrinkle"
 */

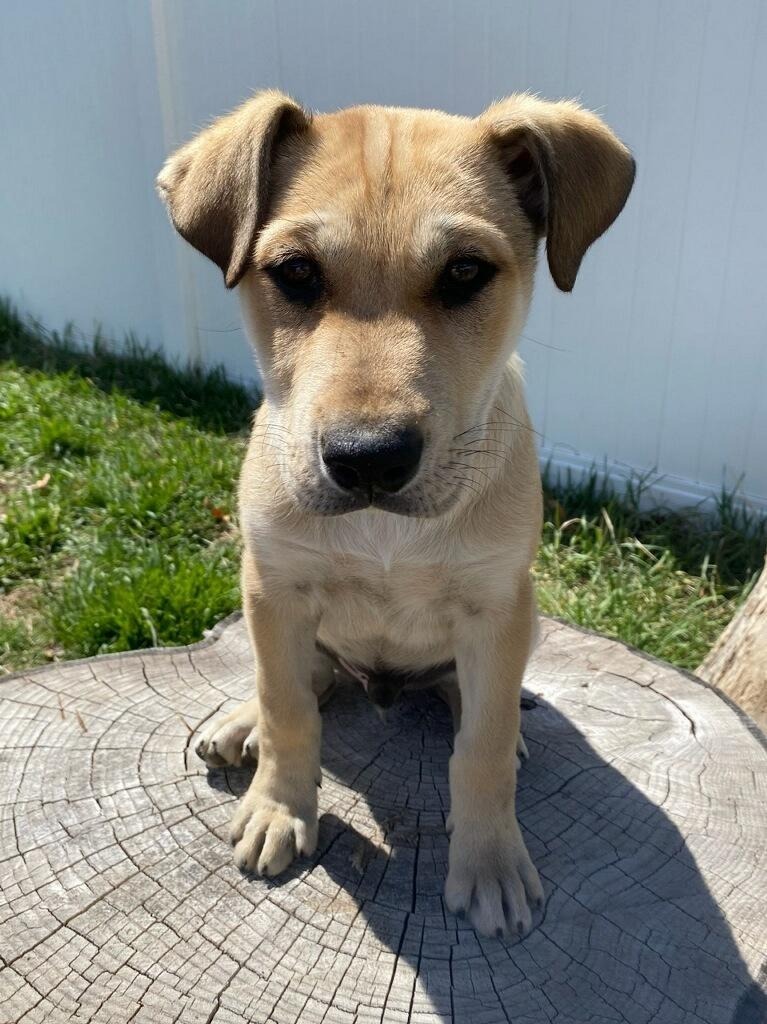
xmin=360 ymin=106 xmax=395 ymax=194
xmin=262 ymin=115 xmax=512 ymax=281
xmin=277 ymin=107 xmax=491 ymax=246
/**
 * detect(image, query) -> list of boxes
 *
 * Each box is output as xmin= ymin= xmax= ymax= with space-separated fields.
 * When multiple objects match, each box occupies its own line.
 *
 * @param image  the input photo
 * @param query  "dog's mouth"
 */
xmin=300 ymin=471 xmax=462 ymax=519
xmin=280 ymin=425 xmax=483 ymax=518
xmin=284 ymin=453 xmax=477 ymax=519
xmin=325 ymin=485 xmax=424 ymax=516
xmin=298 ymin=489 xmax=431 ymax=519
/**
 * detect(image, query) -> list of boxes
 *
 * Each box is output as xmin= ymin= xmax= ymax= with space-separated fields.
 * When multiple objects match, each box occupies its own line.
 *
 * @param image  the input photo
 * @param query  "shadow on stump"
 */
xmin=206 ymin=683 xmax=766 ymax=1024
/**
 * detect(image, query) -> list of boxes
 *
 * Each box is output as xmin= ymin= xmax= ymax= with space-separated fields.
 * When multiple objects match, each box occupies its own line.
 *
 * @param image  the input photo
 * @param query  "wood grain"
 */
xmin=699 ymin=555 xmax=767 ymax=732
xmin=1 ymin=615 xmax=766 ymax=1023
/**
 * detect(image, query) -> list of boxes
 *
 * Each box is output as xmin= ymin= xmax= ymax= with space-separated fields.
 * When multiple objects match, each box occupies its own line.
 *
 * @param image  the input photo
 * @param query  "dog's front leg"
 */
xmin=446 ymin=573 xmax=543 ymax=937
xmin=230 ymin=586 xmax=321 ymax=877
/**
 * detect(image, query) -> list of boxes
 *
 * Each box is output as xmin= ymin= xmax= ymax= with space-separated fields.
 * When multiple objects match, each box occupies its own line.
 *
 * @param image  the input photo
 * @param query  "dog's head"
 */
xmin=158 ymin=91 xmax=634 ymax=516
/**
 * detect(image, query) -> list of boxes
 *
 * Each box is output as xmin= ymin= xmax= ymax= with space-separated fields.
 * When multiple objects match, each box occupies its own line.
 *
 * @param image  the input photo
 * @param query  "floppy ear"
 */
xmin=481 ymin=95 xmax=635 ymax=292
xmin=157 ymin=89 xmax=310 ymax=288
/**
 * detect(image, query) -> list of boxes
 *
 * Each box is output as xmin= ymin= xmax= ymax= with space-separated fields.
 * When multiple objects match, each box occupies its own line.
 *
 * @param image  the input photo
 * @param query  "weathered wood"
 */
xmin=1 ymin=614 xmax=766 ymax=1024
xmin=698 ymin=556 xmax=767 ymax=731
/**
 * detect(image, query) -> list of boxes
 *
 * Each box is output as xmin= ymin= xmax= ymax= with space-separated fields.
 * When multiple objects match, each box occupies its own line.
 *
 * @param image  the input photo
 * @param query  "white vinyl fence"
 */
xmin=1 ymin=0 xmax=765 ymax=507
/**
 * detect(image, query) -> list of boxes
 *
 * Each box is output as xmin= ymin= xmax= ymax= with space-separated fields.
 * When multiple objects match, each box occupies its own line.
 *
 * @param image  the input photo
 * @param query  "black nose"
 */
xmin=321 ymin=426 xmax=424 ymax=495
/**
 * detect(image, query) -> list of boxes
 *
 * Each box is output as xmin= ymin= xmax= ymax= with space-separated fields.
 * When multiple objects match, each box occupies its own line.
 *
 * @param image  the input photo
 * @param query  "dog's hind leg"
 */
xmin=195 ymin=648 xmax=335 ymax=769
xmin=196 ymin=697 xmax=260 ymax=768
xmin=436 ymin=678 xmax=462 ymax=732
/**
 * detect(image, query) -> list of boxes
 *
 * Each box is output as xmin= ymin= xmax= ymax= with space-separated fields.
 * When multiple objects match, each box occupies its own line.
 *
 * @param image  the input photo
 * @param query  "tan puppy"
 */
xmin=158 ymin=91 xmax=634 ymax=937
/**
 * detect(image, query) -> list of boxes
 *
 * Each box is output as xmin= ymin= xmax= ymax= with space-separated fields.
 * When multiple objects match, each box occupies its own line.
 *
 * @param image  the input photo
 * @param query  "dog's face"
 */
xmin=159 ymin=92 xmax=634 ymax=517
xmin=240 ymin=105 xmax=540 ymax=518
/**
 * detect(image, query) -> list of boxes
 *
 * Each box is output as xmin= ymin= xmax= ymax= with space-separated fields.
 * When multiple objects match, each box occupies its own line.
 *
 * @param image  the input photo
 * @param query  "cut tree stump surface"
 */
xmin=1 ymin=614 xmax=766 ymax=1024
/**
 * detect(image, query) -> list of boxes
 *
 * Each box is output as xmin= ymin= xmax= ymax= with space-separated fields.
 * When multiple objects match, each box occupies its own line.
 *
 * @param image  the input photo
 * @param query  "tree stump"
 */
xmin=1 ymin=615 xmax=766 ymax=1024
xmin=698 ymin=556 xmax=767 ymax=731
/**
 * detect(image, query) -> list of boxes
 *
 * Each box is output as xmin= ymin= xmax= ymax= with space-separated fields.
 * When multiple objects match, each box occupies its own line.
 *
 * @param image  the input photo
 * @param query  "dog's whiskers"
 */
xmin=447 ymin=471 xmax=483 ymax=498
xmin=448 ymin=447 xmax=515 ymax=471
xmin=452 ymin=409 xmax=542 ymax=444
xmin=492 ymin=406 xmax=544 ymax=439
xmin=250 ymin=424 xmax=295 ymax=439
xmin=452 ymin=422 xmax=514 ymax=441
xmin=446 ymin=460 xmax=496 ymax=486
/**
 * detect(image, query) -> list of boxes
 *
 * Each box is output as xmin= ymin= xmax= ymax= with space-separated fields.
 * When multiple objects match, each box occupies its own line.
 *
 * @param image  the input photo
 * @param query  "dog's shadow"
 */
xmin=206 ymin=684 xmax=765 ymax=1024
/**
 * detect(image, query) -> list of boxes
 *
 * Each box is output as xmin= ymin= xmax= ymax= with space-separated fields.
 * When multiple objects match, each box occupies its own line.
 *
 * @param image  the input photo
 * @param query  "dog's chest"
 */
xmin=314 ymin=558 xmax=458 ymax=667
xmin=264 ymin=513 xmax=513 ymax=668
xmin=286 ymin=516 xmax=504 ymax=667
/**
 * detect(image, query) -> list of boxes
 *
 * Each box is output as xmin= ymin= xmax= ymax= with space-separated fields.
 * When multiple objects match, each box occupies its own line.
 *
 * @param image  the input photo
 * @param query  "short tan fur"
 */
xmin=158 ymin=90 xmax=634 ymax=937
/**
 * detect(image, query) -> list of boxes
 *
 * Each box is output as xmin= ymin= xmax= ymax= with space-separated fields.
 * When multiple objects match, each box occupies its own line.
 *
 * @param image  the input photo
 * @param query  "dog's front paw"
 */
xmin=230 ymin=783 xmax=318 ymax=877
xmin=195 ymin=698 xmax=260 ymax=767
xmin=445 ymin=817 xmax=543 ymax=938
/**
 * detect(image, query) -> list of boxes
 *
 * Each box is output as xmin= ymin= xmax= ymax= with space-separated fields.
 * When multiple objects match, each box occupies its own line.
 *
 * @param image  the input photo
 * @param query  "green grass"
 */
xmin=1 ymin=299 xmax=764 ymax=675
xmin=535 ymin=486 xmax=763 ymax=669
xmin=0 ymin=304 xmax=255 ymax=434
xmin=0 ymin=301 xmax=248 ymax=671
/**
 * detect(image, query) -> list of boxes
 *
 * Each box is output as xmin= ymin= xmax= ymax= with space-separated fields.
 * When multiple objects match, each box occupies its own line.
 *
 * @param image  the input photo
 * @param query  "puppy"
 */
xmin=158 ymin=91 xmax=634 ymax=937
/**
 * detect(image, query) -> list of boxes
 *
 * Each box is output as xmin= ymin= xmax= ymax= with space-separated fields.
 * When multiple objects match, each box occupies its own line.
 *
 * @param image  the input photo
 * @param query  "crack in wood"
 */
xmin=1 ymin=616 xmax=766 ymax=1023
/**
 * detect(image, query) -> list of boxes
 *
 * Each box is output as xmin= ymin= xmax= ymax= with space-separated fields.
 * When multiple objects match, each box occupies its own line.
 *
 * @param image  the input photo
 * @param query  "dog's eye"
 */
xmin=437 ymin=257 xmax=497 ymax=308
xmin=266 ymin=256 xmax=323 ymax=305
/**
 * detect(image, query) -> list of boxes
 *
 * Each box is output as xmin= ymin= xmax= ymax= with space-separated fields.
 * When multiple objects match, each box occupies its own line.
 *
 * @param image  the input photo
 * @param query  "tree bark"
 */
xmin=1 ymin=614 xmax=766 ymax=1023
xmin=698 ymin=556 xmax=767 ymax=730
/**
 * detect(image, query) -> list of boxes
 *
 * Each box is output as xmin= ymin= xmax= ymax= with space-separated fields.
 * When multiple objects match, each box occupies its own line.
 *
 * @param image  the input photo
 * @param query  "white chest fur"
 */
xmin=256 ymin=509 xmax=525 ymax=671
